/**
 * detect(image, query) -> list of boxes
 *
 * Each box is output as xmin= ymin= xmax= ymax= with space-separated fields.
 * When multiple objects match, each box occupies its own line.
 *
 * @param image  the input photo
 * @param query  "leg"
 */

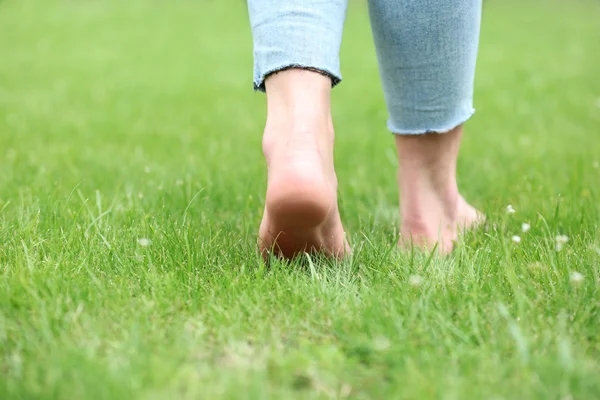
xmin=248 ymin=0 xmax=350 ymax=259
xmin=368 ymin=0 xmax=483 ymax=253
xmin=395 ymin=125 xmax=481 ymax=253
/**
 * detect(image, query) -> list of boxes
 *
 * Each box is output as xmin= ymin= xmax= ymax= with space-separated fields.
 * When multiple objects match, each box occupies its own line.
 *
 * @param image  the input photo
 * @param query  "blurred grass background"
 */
xmin=1 ymin=0 xmax=599 ymax=398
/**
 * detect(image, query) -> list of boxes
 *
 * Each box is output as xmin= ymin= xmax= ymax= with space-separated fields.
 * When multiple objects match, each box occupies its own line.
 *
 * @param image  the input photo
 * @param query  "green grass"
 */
xmin=1 ymin=0 xmax=599 ymax=398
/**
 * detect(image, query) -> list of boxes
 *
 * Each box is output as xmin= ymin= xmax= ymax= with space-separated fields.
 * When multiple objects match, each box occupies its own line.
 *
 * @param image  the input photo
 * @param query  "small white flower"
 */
xmin=521 ymin=223 xmax=531 ymax=233
xmin=138 ymin=192 xmax=144 ymax=199
xmin=512 ymin=235 xmax=521 ymax=243
xmin=176 ymin=179 xmax=184 ymax=186
xmin=137 ymin=238 xmax=152 ymax=247
xmin=555 ymin=235 xmax=569 ymax=251
xmin=373 ymin=335 xmax=391 ymax=351
xmin=408 ymin=274 xmax=423 ymax=288
xmin=144 ymin=166 xmax=151 ymax=173
xmin=593 ymin=161 xmax=599 ymax=169
xmin=506 ymin=204 xmax=516 ymax=214
xmin=569 ymin=271 xmax=584 ymax=285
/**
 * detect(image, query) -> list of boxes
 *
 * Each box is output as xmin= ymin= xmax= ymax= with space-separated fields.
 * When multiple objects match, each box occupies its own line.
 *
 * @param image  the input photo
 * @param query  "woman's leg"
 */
xmin=368 ymin=0 xmax=483 ymax=253
xmin=248 ymin=0 xmax=350 ymax=259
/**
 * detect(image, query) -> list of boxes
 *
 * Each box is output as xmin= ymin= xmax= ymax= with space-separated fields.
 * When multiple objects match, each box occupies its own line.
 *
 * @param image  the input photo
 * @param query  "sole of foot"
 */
xmin=259 ymin=143 xmax=349 ymax=261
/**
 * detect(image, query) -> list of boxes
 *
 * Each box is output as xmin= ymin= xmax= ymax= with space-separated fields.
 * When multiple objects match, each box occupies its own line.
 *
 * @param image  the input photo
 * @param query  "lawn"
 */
xmin=1 ymin=0 xmax=599 ymax=398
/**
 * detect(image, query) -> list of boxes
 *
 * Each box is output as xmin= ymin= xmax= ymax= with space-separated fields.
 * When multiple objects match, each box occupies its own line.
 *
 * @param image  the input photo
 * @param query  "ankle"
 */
xmin=395 ymin=126 xmax=462 ymax=167
xmin=262 ymin=69 xmax=334 ymax=160
xmin=262 ymin=118 xmax=333 ymax=166
xmin=399 ymin=174 xmax=461 ymax=236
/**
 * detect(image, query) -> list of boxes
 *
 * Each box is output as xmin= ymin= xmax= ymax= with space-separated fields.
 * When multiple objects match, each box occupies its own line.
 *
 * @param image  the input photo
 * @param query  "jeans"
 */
xmin=248 ymin=0 xmax=482 ymax=134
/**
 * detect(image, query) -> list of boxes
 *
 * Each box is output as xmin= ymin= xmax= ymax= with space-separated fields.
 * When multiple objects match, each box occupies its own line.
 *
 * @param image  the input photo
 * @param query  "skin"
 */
xmin=258 ymin=68 xmax=482 ymax=260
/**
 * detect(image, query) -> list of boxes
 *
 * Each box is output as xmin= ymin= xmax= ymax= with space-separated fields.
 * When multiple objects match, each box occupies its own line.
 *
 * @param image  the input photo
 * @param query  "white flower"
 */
xmin=569 ymin=271 xmax=584 ymax=285
xmin=555 ymin=235 xmax=569 ymax=251
xmin=373 ymin=335 xmax=391 ymax=351
xmin=521 ymin=223 xmax=531 ymax=233
xmin=506 ymin=204 xmax=516 ymax=214
xmin=144 ymin=166 xmax=151 ymax=173
xmin=512 ymin=235 xmax=521 ymax=243
xmin=593 ymin=161 xmax=599 ymax=169
xmin=408 ymin=275 xmax=423 ymax=288
xmin=137 ymin=238 xmax=152 ymax=247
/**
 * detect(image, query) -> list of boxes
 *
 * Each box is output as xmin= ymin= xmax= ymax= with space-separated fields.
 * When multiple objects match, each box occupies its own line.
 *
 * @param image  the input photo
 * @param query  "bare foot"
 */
xmin=395 ymin=125 xmax=483 ymax=254
xmin=399 ymin=194 xmax=483 ymax=254
xmin=258 ymin=132 xmax=348 ymax=259
xmin=258 ymin=70 xmax=349 ymax=260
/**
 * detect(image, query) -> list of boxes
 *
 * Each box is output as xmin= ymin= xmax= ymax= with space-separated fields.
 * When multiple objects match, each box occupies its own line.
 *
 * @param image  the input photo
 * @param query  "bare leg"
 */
xmin=396 ymin=125 xmax=482 ymax=253
xmin=366 ymin=0 xmax=483 ymax=252
xmin=258 ymin=69 xmax=349 ymax=260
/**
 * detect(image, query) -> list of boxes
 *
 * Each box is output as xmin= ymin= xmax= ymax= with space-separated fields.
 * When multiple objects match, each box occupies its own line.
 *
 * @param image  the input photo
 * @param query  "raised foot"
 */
xmin=259 ymin=150 xmax=349 ymax=260
xmin=257 ymin=68 xmax=350 ymax=260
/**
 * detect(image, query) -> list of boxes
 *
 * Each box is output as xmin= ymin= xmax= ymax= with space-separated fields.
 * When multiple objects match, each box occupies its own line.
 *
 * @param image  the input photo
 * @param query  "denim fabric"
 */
xmin=248 ymin=0 xmax=482 ymax=134
xmin=248 ymin=0 xmax=347 ymax=91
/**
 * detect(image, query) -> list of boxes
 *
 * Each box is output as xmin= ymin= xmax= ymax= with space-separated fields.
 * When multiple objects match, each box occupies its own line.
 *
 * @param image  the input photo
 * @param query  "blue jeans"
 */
xmin=248 ymin=0 xmax=482 ymax=134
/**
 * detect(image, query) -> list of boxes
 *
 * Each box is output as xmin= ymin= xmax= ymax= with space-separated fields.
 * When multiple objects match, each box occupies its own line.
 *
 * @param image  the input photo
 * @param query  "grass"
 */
xmin=1 ymin=0 xmax=599 ymax=398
